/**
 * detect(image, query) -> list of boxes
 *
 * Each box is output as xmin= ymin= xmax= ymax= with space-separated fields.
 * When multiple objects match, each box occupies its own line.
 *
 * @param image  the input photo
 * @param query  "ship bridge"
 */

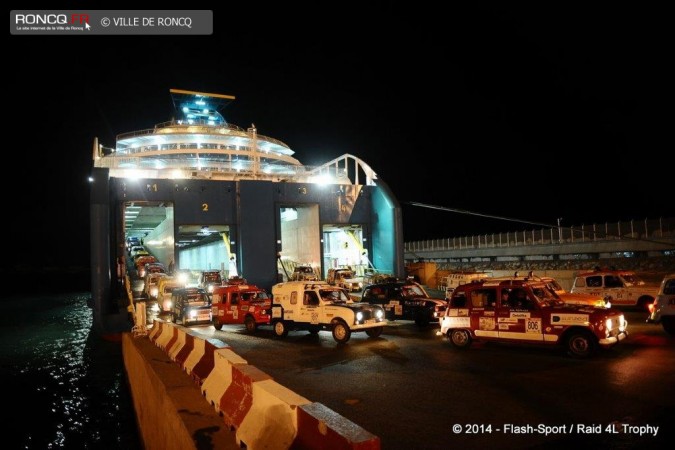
xmin=94 ymin=89 xmax=347 ymax=183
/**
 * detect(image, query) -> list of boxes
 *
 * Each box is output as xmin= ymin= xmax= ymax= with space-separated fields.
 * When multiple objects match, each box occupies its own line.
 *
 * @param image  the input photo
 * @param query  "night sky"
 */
xmin=9 ymin=5 xmax=672 ymax=268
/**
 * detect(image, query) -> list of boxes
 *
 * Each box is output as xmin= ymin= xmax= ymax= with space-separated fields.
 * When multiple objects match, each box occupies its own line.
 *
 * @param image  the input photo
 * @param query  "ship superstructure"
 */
xmin=90 ymin=89 xmax=402 ymax=335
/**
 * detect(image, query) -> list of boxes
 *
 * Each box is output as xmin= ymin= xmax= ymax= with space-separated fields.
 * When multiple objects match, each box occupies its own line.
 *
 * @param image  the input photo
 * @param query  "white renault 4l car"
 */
xmin=647 ymin=273 xmax=675 ymax=335
xmin=571 ymin=269 xmax=658 ymax=311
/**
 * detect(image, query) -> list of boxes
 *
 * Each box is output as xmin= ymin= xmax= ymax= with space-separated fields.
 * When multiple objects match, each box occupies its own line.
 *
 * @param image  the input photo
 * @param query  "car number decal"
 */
xmin=526 ymin=318 xmax=542 ymax=334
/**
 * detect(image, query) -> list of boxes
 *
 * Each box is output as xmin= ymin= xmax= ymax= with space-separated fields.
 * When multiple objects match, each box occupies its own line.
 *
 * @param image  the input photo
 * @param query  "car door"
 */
xmin=603 ymin=274 xmax=628 ymax=305
xmin=386 ymin=286 xmax=405 ymax=319
xmin=298 ymin=290 xmax=321 ymax=324
xmin=497 ymin=287 xmax=543 ymax=342
xmin=469 ymin=288 xmax=498 ymax=339
xmin=228 ymin=292 xmax=241 ymax=323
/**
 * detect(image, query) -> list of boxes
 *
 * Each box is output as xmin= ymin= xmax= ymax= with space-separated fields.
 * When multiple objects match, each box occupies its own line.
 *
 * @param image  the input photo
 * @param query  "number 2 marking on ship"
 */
xmin=202 ymin=203 xmax=208 ymax=212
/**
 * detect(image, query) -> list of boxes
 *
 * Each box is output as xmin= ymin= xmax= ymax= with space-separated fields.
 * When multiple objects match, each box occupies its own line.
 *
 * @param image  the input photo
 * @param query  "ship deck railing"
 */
xmin=95 ymin=153 xmax=379 ymax=186
xmin=116 ymin=119 xmax=290 ymax=150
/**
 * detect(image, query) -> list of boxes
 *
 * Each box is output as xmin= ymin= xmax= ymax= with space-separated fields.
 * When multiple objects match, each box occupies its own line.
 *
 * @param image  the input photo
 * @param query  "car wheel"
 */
xmin=244 ymin=316 xmax=257 ymax=333
xmin=448 ymin=329 xmax=472 ymax=348
xmin=366 ymin=327 xmax=383 ymax=338
xmin=213 ymin=319 xmax=223 ymax=331
xmin=273 ymin=320 xmax=288 ymax=338
xmin=566 ymin=331 xmax=597 ymax=358
xmin=332 ymin=321 xmax=351 ymax=343
xmin=662 ymin=317 xmax=675 ymax=336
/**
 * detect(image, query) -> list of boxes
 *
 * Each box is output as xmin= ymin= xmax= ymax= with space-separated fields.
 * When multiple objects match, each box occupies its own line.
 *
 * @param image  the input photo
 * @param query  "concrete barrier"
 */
xmin=237 ymin=378 xmax=312 ymax=449
xmin=137 ymin=320 xmax=380 ymax=449
xmin=295 ymin=402 xmax=381 ymax=450
xmin=122 ymin=333 xmax=239 ymax=450
xmin=201 ymin=348 xmax=248 ymax=413
xmin=148 ymin=318 xmax=164 ymax=342
xmin=153 ymin=320 xmax=177 ymax=351
xmin=167 ymin=325 xmax=188 ymax=361
xmin=202 ymin=350 xmax=312 ymax=449
xmin=187 ymin=337 xmax=231 ymax=385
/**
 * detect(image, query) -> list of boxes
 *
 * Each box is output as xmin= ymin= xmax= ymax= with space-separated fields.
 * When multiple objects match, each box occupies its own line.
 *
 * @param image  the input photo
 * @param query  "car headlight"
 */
xmin=375 ymin=309 xmax=384 ymax=319
xmin=208 ymin=285 xmax=214 ymax=293
xmin=356 ymin=312 xmax=363 ymax=322
xmin=150 ymin=287 xmax=158 ymax=297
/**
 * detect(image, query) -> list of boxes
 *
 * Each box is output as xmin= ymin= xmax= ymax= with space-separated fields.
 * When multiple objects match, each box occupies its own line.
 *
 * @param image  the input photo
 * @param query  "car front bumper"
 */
xmin=599 ymin=330 xmax=628 ymax=346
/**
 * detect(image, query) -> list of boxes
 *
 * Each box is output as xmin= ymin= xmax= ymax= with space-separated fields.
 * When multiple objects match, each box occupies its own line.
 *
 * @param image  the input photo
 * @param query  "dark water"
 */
xmin=0 ymin=292 xmax=141 ymax=450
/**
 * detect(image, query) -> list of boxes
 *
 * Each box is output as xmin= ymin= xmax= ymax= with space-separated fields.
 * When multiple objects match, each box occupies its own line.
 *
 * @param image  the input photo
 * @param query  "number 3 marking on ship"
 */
xmin=202 ymin=203 xmax=208 ymax=212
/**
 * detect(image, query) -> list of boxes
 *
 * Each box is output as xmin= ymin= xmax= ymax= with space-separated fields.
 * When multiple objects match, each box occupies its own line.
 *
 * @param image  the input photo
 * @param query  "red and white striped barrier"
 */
xmin=149 ymin=320 xmax=380 ymax=449
xmin=167 ymin=326 xmax=189 ymax=360
xmin=294 ymin=402 xmax=380 ymax=450
xmin=201 ymin=348 xmax=248 ymax=412
xmin=148 ymin=319 xmax=165 ymax=342
xmin=236 ymin=377 xmax=312 ymax=449
xmin=153 ymin=320 xmax=178 ymax=351
xmin=203 ymin=351 xmax=311 ymax=448
xmin=186 ymin=337 xmax=230 ymax=385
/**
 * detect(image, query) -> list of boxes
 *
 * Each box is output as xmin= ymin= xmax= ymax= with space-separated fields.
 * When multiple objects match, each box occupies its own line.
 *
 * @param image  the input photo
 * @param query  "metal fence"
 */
xmin=405 ymin=218 xmax=674 ymax=252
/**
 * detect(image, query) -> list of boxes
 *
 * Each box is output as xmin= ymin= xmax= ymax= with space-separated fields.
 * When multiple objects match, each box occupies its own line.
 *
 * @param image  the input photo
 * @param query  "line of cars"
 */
xmin=151 ymin=263 xmax=671 ymax=356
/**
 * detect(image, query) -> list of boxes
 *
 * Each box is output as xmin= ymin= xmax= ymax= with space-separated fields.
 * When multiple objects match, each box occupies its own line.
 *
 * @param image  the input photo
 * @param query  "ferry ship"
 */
xmin=90 ymin=89 xmax=403 ymax=335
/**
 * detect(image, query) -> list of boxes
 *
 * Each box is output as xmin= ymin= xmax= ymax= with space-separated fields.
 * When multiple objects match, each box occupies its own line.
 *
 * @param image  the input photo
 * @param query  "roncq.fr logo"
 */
xmin=15 ymin=13 xmax=90 ymax=26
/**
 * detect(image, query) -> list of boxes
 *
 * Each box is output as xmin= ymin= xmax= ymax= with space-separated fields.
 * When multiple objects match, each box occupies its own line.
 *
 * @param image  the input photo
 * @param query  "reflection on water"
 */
xmin=0 ymin=293 xmax=140 ymax=449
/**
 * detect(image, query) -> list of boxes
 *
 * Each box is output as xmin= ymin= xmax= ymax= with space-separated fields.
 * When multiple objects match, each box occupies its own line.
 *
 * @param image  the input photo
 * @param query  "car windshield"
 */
xmin=546 ymin=280 xmax=564 ymax=292
xmin=543 ymin=284 xmax=567 ymax=301
xmin=620 ymin=274 xmax=644 ymax=286
xmin=663 ymin=279 xmax=675 ymax=295
xmin=532 ymin=286 xmax=564 ymax=306
xmin=242 ymin=291 xmax=269 ymax=301
xmin=400 ymin=284 xmax=426 ymax=298
xmin=319 ymin=289 xmax=351 ymax=304
xmin=186 ymin=292 xmax=209 ymax=303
